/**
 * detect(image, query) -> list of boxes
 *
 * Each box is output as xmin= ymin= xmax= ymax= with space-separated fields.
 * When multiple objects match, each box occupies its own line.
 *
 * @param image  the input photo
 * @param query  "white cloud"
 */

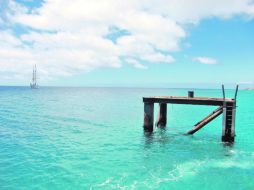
xmin=1 ymin=0 xmax=254 ymax=82
xmin=193 ymin=57 xmax=218 ymax=64
xmin=0 ymin=30 xmax=22 ymax=46
xmin=142 ymin=53 xmax=175 ymax=64
xmin=125 ymin=58 xmax=147 ymax=69
xmin=143 ymin=0 xmax=254 ymax=23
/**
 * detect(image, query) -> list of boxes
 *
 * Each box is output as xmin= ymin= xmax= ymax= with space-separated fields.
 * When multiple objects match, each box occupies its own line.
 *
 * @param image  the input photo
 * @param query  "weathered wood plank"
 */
xmin=143 ymin=96 xmax=234 ymax=106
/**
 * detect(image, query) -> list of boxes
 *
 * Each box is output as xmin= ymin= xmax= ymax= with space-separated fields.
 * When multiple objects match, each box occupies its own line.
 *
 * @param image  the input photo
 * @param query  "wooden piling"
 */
xmin=143 ymin=102 xmax=154 ymax=132
xmin=188 ymin=91 xmax=194 ymax=98
xmin=222 ymin=102 xmax=236 ymax=142
xmin=156 ymin=103 xmax=167 ymax=127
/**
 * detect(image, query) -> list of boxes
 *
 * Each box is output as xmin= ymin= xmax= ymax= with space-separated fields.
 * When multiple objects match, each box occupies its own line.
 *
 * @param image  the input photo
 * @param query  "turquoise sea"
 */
xmin=0 ymin=87 xmax=254 ymax=189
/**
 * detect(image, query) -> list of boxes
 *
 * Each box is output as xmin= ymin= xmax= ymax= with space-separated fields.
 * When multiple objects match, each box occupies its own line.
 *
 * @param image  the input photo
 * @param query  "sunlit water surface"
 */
xmin=0 ymin=87 xmax=254 ymax=189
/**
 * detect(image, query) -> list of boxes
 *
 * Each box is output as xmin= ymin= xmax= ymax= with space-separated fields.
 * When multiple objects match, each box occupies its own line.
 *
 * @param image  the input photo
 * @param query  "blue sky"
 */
xmin=0 ymin=0 xmax=254 ymax=88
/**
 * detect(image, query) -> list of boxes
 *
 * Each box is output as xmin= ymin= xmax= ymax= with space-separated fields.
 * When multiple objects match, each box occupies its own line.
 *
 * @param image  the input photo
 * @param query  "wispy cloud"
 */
xmin=125 ymin=58 xmax=147 ymax=69
xmin=193 ymin=57 xmax=218 ymax=64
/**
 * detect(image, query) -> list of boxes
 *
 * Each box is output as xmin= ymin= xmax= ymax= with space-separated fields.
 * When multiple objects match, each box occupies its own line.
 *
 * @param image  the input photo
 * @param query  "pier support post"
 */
xmin=144 ymin=102 xmax=154 ymax=132
xmin=188 ymin=91 xmax=194 ymax=98
xmin=222 ymin=102 xmax=236 ymax=142
xmin=156 ymin=103 xmax=167 ymax=127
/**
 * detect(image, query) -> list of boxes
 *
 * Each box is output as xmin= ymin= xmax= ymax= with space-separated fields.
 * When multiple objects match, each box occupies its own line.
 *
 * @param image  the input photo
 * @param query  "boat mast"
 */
xmin=31 ymin=64 xmax=37 ymax=85
xmin=32 ymin=65 xmax=34 ymax=84
xmin=34 ymin=64 xmax=37 ymax=85
xmin=30 ymin=64 xmax=38 ymax=88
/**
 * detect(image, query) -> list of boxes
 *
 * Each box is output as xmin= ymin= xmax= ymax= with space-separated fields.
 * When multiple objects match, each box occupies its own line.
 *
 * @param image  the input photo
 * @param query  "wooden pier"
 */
xmin=143 ymin=87 xmax=238 ymax=142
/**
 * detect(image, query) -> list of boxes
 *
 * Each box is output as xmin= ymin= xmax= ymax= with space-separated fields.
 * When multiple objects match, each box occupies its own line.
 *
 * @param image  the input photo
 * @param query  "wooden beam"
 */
xmin=187 ymin=106 xmax=223 ymax=135
xmin=143 ymin=96 xmax=234 ymax=106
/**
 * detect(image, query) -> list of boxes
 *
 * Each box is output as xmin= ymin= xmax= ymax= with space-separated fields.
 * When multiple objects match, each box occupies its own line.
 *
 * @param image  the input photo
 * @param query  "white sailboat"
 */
xmin=30 ymin=64 xmax=39 ymax=89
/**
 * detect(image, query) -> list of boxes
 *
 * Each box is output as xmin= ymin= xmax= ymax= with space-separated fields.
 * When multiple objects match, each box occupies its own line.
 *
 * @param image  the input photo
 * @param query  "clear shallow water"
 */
xmin=0 ymin=87 xmax=254 ymax=189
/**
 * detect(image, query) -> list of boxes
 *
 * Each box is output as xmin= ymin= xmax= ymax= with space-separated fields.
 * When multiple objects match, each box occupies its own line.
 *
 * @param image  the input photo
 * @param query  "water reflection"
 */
xmin=143 ymin=130 xmax=155 ymax=148
xmin=143 ymin=127 xmax=170 ymax=148
xmin=143 ymin=125 xmax=235 ymax=154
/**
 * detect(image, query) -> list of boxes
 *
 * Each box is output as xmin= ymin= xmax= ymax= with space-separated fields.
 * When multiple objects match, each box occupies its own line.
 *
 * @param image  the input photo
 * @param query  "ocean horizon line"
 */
xmin=0 ymin=85 xmax=245 ymax=90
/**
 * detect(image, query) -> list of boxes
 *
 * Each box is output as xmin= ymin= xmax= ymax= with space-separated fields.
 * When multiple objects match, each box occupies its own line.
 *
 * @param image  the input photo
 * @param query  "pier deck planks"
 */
xmin=143 ymin=96 xmax=235 ymax=106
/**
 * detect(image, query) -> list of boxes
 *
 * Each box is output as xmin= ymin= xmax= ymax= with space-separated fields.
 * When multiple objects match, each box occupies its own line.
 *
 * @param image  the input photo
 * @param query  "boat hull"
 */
xmin=30 ymin=83 xmax=39 ymax=89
